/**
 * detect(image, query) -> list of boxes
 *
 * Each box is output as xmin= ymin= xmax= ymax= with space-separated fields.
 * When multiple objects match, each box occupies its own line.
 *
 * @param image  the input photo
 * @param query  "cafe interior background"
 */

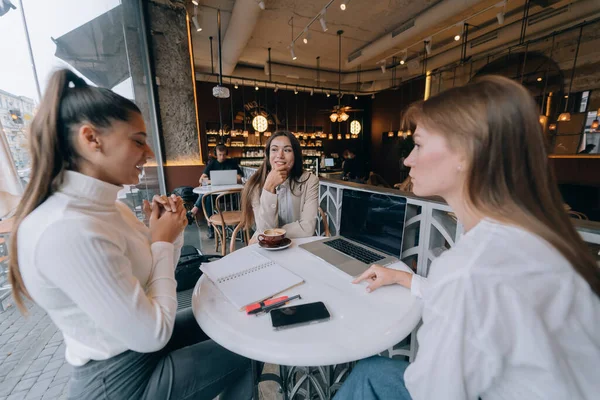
xmin=2 ymin=0 xmax=600 ymax=223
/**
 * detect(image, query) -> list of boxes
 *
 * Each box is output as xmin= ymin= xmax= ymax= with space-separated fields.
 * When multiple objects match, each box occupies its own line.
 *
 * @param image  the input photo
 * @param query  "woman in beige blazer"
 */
xmin=241 ymin=131 xmax=319 ymax=239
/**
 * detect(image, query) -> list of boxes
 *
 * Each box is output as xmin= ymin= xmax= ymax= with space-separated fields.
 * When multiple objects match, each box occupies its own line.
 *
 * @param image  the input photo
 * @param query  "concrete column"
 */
xmin=146 ymin=0 xmax=201 ymax=165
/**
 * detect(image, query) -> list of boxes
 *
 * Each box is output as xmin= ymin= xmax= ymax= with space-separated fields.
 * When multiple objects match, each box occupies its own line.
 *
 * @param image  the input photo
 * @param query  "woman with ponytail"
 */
xmin=9 ymin=69 xmax=251 ymax=400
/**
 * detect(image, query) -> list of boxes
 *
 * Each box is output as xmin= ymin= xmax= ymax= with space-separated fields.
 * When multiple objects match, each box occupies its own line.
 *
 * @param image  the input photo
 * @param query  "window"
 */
xmin=1 ymin=0 xmax=164 ymax=220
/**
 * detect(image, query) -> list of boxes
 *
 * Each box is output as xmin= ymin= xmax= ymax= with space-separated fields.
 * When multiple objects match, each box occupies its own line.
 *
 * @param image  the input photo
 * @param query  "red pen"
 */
xmin=245 ymin=296 xmax=289 ymax=314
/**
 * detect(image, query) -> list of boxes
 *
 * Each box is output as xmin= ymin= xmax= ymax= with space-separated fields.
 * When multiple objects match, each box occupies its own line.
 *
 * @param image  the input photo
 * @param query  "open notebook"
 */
xmin=200 ymin=250 xmax=304 ymax=310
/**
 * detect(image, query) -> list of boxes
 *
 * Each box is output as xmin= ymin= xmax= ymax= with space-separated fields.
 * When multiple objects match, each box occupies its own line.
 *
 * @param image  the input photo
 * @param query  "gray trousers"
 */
xmin=67 ymin=308 xmax=252 ymax=400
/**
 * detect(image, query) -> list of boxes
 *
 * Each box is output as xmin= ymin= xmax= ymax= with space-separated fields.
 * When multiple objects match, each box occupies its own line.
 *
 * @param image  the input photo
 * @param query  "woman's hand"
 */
xmin=143 ymin=194 xmax=184 ymax=220
xmin=149 ymin=199 xmax=187 ymax=243
xmin=264 ymin=166 xmax=288 ymax=193
xmin=353 ymin=264 xmax=413 ymax=293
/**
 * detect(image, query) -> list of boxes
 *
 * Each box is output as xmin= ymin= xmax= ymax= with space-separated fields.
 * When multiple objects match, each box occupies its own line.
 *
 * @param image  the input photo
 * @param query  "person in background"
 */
xmin=341 ymin=149 xmax=360 ymax=181
xmin=334 ymin=75 xmax=600 ymax=400
xmin=191 ymin=143 xmax=243 ymax=238
xmin=241 ymin=131 xmax=319 ymax=240
xmin=9 ymin=69 xmax=251 ymax=400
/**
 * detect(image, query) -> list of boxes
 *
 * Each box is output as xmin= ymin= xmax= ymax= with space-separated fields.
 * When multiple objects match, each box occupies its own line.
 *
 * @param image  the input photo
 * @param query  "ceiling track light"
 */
xmin=192 ymin=0 xmax=199 ymax=5
xmin=303 ymin=29 xmax=311 ymax=44
xmin=192 ymin=16 xmax=202 ymax=32
xmin=340 ymin=0 xmax=351 ymax=11
xmin=294 ymin=88 xmax=298 ymax=94
xmin=454 ymin=22 xmax=464 ymax=41
xmin=258 ymin=0 xmax=265 ymax=10
xmin=319 ymin=9 xmax=328 ymax=32
xmin=290 ymin=44 xmax=297 ymax=60
xmin=191 ymin=6 xmax=202 ymax=32
xmin=381 ymin=64 xmax=386 ymax=74
xmin=274 ymin=86 xmax=279 ymax=93
xmin=354 ymin=94 xmax=358 ymax=100
xmin=496 ymin=0 xmax=506 ymax=25
xmin=424 ymin=38 xmax=432 ymax=56
xmin=496 ymin=11 xmax=505 ymax=25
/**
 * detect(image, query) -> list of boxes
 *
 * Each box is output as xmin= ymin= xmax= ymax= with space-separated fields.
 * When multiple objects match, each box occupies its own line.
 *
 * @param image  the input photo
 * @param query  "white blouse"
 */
xmin=405 ymin=219 xmax=600 ymax=400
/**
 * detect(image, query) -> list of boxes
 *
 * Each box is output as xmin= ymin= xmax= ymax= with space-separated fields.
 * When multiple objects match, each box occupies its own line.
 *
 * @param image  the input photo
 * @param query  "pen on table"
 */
xmin=245 ymin=296 xmax=289 ymax=314
xmin=251 ymin=294 xmax=302 ymax=316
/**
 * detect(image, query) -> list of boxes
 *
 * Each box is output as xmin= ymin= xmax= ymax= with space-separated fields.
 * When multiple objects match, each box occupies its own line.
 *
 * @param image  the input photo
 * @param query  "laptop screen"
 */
xmin=324 ymin=158 xmax=334 ymax=167
xmin=340 ymin=189 xmax=408 ymax=257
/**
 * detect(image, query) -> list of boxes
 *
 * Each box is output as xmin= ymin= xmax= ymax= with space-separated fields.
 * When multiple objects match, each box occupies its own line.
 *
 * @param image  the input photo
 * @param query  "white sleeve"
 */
xmin=172 ymin=231 xmax=184 ymax=268
xmin=404 ymin=304 xmax=500 ymax=400
xmin=410 ymin=275 xmax=428 ymax=299
xmin=36 ymin=219 xmax=178 ymax=353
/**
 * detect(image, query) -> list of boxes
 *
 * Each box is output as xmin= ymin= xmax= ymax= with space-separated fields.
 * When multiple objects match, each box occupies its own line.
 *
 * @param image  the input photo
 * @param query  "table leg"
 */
xmin=251 ymin=360 xmax=260 ymax=400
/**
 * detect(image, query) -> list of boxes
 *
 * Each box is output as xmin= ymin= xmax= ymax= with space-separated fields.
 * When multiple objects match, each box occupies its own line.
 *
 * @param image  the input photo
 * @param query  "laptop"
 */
xmin=300 ymin=189 xmax=408 ymax=277
xmin=210 ymin=170 xmax=237 ymax=186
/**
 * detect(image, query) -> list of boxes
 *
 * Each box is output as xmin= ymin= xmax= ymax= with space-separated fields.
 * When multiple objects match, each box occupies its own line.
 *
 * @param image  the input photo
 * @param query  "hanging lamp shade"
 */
xmin=339 ymin=112 xmax=349 ymax=122
xmin=328 ymin=133 xmax=333 ymax=139
xmin=592 ymin=108 xmax=600 ymax=130
xmin=548 ymin=123 xmax=557 ymax=131
xmin=539 ymin=115 xmax=548 ymax=125
xmin=330 ymin=113 xmax=338 ymax=122
xmin=337 ymin=134 xmax=342 ymax=140
xmin=557 ymin=112 xmax=571 ymax=122
xmin=345 ymin=134 xmax=350 ymax=139
xmin=350 ymin=120 xmax=361 ymax=135
xmin=388 ymin=131 xmax=394 ymax=137
xmin=252 ymin=115 xmax=268 ymax=132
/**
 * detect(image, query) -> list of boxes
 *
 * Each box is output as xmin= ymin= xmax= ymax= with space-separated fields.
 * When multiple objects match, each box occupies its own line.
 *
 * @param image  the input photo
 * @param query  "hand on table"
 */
xmin=353 ymin=264 xmax=413 ymax=293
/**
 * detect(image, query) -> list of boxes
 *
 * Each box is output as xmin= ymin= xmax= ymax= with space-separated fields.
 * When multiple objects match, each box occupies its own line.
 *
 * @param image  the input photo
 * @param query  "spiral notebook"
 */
xmin=200 ymin=250 xmax=304 ymax=310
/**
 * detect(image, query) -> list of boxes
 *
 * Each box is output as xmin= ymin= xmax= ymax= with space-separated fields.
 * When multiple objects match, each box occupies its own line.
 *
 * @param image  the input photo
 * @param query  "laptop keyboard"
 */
xmin=324 ymin=238 xmax=385 ymax=265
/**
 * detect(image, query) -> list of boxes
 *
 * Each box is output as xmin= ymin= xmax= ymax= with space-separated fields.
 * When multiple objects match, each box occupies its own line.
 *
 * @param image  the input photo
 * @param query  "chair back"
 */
xmin=318 ymin=207 xmax=331 ymax=237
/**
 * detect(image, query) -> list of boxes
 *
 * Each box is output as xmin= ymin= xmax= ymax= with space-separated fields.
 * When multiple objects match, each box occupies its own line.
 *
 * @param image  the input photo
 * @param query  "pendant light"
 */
xmin=559 ymin=26 xmax=583 ymax=122
xmin=591 ymin=108 xmax=599 ymax=130
xmin=539 ymin=34 xmax=554 ymax=127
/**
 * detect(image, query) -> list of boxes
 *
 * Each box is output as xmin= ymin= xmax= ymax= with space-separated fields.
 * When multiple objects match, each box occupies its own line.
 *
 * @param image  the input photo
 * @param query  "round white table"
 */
xmin=192 ymin=183 xmax=244 ymax=195
xmin=192 ymin=237 xmax=423 ymax=398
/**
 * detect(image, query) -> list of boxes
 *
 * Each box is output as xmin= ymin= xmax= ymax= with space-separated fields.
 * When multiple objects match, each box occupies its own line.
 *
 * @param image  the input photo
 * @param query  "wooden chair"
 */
xmin=202 ymin=190 xmax=244 ymax=256
xmin=318 ymin=207 xmax=331 ymax=237
xmin=568 ymin=210 xmax=589 ymax=220
xmin=229 ymin=220 xmax=252 ymax=254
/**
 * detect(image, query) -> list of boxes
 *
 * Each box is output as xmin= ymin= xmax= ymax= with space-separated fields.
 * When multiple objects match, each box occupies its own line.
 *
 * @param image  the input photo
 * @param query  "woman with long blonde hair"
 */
xmin=9 ymin=69 xmax=251 ymax=399
xmin=335 ymin=75 xmax=600 ymax=400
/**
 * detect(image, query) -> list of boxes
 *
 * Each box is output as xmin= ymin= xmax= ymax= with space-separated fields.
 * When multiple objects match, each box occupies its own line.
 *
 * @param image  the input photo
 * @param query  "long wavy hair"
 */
xmin=240 ymin=131 xmax=308 ymax=227
xmin=403 ymin=75 xmax=600 ymax=297
xmin=9 ymin=69 xmax=141 ymax=313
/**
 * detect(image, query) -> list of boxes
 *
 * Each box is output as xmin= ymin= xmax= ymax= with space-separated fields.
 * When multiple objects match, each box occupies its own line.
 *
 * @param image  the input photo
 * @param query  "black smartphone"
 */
xmin=270 ymin=301 xmax=331 ymax=330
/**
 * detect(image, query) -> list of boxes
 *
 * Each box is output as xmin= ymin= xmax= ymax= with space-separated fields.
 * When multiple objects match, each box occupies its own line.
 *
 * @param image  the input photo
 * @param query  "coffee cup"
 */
xmin=258 ymin=228 xmax=286 ymax=246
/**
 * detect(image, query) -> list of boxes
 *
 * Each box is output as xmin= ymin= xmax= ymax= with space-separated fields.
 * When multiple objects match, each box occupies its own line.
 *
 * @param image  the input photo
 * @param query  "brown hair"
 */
xmin=9 ymin=69 xmax=141 ymax=313
xmin=240 ymin=131 xmax=307 ymax=227
xmin=404 ymin=75 xmax=600 ymax=297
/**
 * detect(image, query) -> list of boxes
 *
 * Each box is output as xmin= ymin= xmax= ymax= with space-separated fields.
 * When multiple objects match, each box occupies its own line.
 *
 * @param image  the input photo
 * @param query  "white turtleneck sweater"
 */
xmin=18 ymin=171 xmax=183 ymax=366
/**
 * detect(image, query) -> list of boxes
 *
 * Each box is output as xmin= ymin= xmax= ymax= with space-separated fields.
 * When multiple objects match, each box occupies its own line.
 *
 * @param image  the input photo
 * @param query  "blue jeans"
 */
xmin=194 ymin=194 xmax=212 ymax=216
xmin=333 ymin=356 xmax=412 ymax=400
